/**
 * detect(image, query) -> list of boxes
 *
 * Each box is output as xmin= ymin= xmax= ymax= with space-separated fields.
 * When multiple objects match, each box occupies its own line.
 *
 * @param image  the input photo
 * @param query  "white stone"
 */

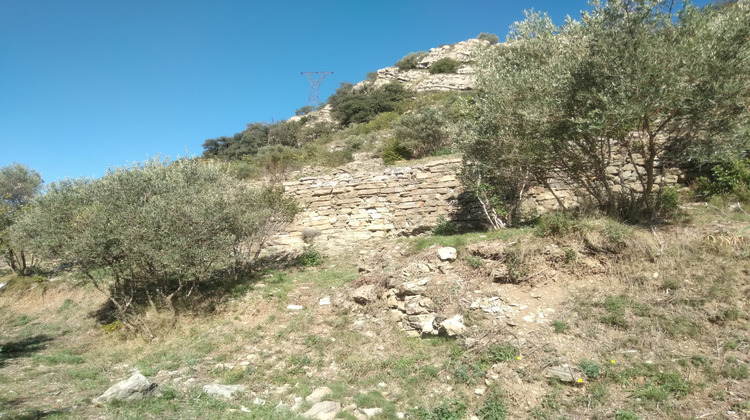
xmin=202 ymin=384 xmax=246 ymax=399
xmin=303 ymin=401 xmax=341 ymax=420
xmin=474 ymin=387 xmax=486 ymax=395
xmin=306 ymin=387 xmax=333 ymax=403
xmin=287 ymin=304 xmax=304 ymax=310
xmin=440 ymin=315 xmax=466 ymax=336
xmin=319 ymin=297 xmax=331 ymax=305
xmin=362 ymin=407 xmax=383 ymax=417
xmin=522 ymin=315 xmax=535 ymax=323
xmin=93 ymin=373 xmax=157 ymax=404
xmin=437 ymin=247 xmax=457 ymax=261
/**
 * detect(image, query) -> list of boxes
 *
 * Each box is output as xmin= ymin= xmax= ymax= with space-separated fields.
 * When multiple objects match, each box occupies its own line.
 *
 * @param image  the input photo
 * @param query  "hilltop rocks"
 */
xmin=359 ymin=38 xmax=492 ymax=93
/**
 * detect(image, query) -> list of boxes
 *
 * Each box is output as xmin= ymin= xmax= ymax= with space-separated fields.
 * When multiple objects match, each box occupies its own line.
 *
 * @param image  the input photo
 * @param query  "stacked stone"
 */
xmin=275 ymin=157 xmax=476 ymax=250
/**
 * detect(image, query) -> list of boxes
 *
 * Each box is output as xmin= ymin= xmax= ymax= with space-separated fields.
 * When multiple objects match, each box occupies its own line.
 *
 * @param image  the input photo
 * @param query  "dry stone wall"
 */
xmin=273 ymin=156 xmax=481 ymax=251
xmin=271 ymin=149 xmax=684 ymax=251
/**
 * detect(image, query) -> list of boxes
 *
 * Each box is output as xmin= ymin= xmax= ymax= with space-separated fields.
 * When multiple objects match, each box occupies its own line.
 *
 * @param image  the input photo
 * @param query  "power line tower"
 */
xmin=301 ymin=71 xmax=333 ymax=107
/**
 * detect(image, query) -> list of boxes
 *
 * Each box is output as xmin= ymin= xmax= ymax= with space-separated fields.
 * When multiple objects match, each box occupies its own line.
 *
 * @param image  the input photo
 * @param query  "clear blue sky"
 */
xmin=0 ymin=0 xmax=706 ymax=183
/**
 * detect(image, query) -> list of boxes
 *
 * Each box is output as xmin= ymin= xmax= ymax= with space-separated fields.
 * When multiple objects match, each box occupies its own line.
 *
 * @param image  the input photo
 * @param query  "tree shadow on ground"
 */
xmin=0 ymin=396 xmax=70 ymax=420
xmin=0 ymin=334 xmax=54 ymax=367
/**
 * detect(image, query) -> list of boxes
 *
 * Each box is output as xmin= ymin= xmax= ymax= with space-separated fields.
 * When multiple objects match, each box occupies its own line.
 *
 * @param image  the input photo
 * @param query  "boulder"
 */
xmin=202 ymin=384 xmax=246 ymax=399
xmin=304 ymin=401 xmax=341 ymax=420
xmin=306 ymin=386 xmax=332 ymax=403
xmin=437 ymin=247 xmax=457 ymax=261
xmin=352 ymin=284 xmax=377 ymax=305
xmin=440 ymin=315 xmax=466 ymax=337
xmin=93 ymin=373 xmax=158 ymax=404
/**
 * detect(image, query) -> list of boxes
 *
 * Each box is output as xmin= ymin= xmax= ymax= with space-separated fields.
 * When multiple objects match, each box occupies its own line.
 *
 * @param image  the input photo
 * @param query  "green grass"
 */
xmin=33 ymin=350 xmax=85 ymax=365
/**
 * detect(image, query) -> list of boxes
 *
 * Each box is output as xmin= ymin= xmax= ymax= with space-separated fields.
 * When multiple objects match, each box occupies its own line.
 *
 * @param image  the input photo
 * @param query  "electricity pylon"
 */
xmin=301 ymin=71 xmax=333 ymax=107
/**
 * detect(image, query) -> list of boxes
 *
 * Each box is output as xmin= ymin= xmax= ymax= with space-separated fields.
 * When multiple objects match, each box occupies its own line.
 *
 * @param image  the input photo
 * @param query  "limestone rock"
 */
xmin=544 ymin=365 xmax=579 ymax=383
xmin=304 ymin=400 xmax=341 ymax=420
xmin=440 ymin=315 xmax=466 ymax=337
xmin=202 ymin=384 xmax=246 ymax=399
xmin=352 ymin=284 xmax=378 ymax=305
xmin=306 ymin=386 xmax=333 ymax=403
xmin=437 ymin=247 xmax=457 ymax=261
xmin=362 ymin=407 xmax=384 ymax=417
xmin=93 ymin=373 xmax=158 ymax=404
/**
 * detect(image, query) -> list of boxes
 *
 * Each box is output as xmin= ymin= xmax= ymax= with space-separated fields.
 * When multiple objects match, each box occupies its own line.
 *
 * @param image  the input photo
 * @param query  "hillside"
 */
xmin=1 ymin=201 xmax=749 ymax=419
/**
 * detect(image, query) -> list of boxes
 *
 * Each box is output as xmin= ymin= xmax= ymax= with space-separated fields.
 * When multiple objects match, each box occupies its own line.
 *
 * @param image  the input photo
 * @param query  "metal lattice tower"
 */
xmin=301 ymin=71 xmax=333 ymax=107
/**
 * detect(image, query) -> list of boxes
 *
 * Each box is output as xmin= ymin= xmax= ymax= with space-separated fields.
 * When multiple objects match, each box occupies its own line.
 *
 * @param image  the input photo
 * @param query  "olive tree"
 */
xmin=0 ymin=163 xmax=43 ymax=275
xmin=462 ymin=1 xmax=750 ymax=225
xmin=10 ymin=158 xmax=297 ymax=336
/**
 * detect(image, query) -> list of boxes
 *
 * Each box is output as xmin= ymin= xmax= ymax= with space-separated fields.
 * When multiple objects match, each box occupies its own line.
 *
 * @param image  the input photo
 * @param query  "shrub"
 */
xmin=298 ymin=245 xmax=324 ymax=267
xmin=392 ymin=107 xmax=451 ymax=158
xmin=478 ymin=32 xmax=500 ymax=44
xmin=395 ymin=51 xmax=427 ymax=70
xmin=0 ymin=163 xmax=43 ymax=276
xmin=477 ymin=397 xmax=508 ymax=420
xmin=10 ymin=158 xmax=297 ymax=337
xmin=697 ymin=158 xmax=750 ymax=201
xmin=328 ymin=81 xmax=410 ymax=127
xmin=432 ymin=215 xmax=459 ymax=236
xmin=381 ymin=139 xmax=412 ymax=165
xmin=295 ymin=105 xmax=314 ymax=116
xmin=429 ymin=57 xmax=461 ymax=74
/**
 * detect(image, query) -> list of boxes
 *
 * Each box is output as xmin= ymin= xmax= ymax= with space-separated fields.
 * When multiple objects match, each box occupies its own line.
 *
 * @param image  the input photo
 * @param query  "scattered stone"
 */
xmin=319 ymin=297 xmax=331 ymax=305
xmin=287 ymin=304 xmax=304 ymax=311
xmin=93 ymin=373 xmax=158 ymax=404
xmin=474 ymin=387 xmax=486 ymax=395
xmin=352 ymin=284 xmax=377 ymax=305
xmin=440 ymin=315 xmax=466 ymax=337
xmin=306 ymin=386 xmax=333 ymax=403
xmin=253 ymin=397 xmax=266 ymax=405
xmin=202 ymin=384 xmax=246 ymax=399
xmin=362 ymin=407 xmax=383 ymax=417
xmin=437 ymin=247 xmax=457 ymax=261
xmin=303 ymin=401 xmax=341 ymax=420
xmin=545 ymin=365 xmax=578 ymax=383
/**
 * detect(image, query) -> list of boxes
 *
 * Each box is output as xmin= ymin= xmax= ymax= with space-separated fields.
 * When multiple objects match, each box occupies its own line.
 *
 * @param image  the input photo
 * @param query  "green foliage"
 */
xmin=579 ymin=359 xmax=601 ymax=378
xmin=0 ymin=163 xmax=43 ymax=276
xmin=428 ymin=57 xmax=461 ymax=74
xmin=483 ymin=343 xmax=519 ymax=363
xmin=552 ymin=320 xmax=569 ymax=333
xmin=431 ymin=215 xmax=459 ymax=236
xmin=407 ymin=399 xmax=467 ymax=420
xmin=392 ymin=107 xmax=451 ymax=159
xmin=535 ymin=212 xmax=574 ymax=237
xmin=381 ymin=139 xmax=412 ymax=165
xmin=477 ymin=32 xmax=500 ymax=44
xmin=464 ymin=254 xmax=484 ymax=269
xmin=453 ymin=362 xmax=484 ymax=384
xmin=298 ymin=245 xmax=324 ymax=267
xmin=477 ymin=396 xmax=508 ymax=420
xmin=10 ymin=158 xmax=297 ymax=335
xmin=395 ymin=51 xmax=427 ymax=70
xmin=697 ymin=158 xmax=750 ymax=201
xmin=463 ymin=1 xmax=750 ymax=224
xmin=328 ymin=81 xmax=410 ymax=126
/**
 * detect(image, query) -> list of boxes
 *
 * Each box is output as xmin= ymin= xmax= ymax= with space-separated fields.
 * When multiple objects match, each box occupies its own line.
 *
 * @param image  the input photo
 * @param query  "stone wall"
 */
xmin=271 ymin=149 xmax=685 ymax=251
xmin=272 ymin=157 xmax=481 ymax=251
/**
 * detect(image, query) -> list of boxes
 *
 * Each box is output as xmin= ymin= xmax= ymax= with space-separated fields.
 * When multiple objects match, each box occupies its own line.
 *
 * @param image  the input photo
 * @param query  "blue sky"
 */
xmin=0 ymin=0 xmax=704 ymax=183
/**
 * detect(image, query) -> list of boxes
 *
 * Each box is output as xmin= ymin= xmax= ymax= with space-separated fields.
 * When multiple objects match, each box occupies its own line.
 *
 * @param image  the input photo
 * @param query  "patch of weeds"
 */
xmin=579 ymin=359 xmax=601 ymax=378
xmin=483 ymin=343 xmax=519 ymax=363
xmin=710 ymin=307 xmax=742 ymax=325
xmin=432 ymin=215 xmax=460 ymax=236
xmin=100 ymin=320 xmax=122 ymax=335
xmin=407 ymin=399 xmax=467 ymax=420
xmin=588 ymin=382 xmax=609 ymax=406
xmin=615 ymin=410 xmax=640 ymax=420
xmin=690 ymin=354 xmax=710 ymax=367
xmin=661 ymin=315 xmax=701 ymax=338
xmin=354 ymin=390 xmax=388 ymax=408
xmin=453 ymin=362 xmax=484 ymax=384
xmin=464 ymin=255 xmax=484 ymax=269
xmin=298 ymin=245 xmax=324 ymax=267
xmin=599 ymin=295 xmax=629 ymax=329
xmin=57 ymin=299 xmax=73 ymax=313
xmin=731 ymin=401 xmax=750 ymax=415
xmin=505 ymin=246 xmax=527 ymax=282
xmin=552 ymin=320 xmax=569 ymax=334
xmin=222 ymin=367 xmax=246 ymax=384
xmin=477 ymin=394 xmax=508 ymax=420
xmin=33 ymin=350 xmax=84 ymax=365
xmin=535 ymin=212 xmax=575 ymax=237
xmin=564 ymin=247 xmax=576 ymax=263
xmin=632 ymin=371 xmax=691 ymax=402
xmin=721 ymin=356 xmax=749 ymax=380
xmin=12 ymin=315 xmax=31 ymax=326
xmin=659 ymin=277 xmax=681 ymax=291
